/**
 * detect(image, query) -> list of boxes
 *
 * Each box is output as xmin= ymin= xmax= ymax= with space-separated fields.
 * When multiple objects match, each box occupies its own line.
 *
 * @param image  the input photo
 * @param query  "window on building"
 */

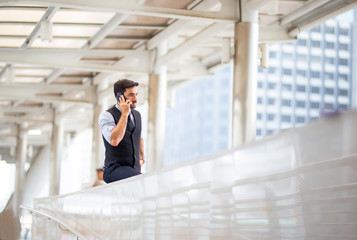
xmin=268 ymin=98 xmax=275 ymax=105
xmin=283 ymin=68 xmax=292 ymax=76
xmin=338 ymin=89 xmax=348 ymax=96
xmin=338 ymin=104 xmax=348 ymax=110
xmin=296 ymin=116 xmax=305 ymax=123
xmin=269 ymin=51 xmax=277 ymax=58
xmin=339 ymin=58 xmax=348 ymax=66
xmin=282 ymin=83 xmax=291 ymax=91
xmin=258 ymin=81 xmax=263 ymax=88
xmin=282 ymin=52 xmax=293 ymax=60
xmin=326 ymin=57 xmax=335 ymax=64
xmin=257 ymin=113 xmax=262 ymax=120
xmin=325 ymin=26 xmax=335 ymax=34
xmin=311 ymin=86 xmax=320 ymax=94
xmin=339 ymin=28 xmax=349 ymax=36
xmin=282 ymin=99 xmax=291 ymax=106
xmin=325 ymin=72 xmax=334 ymax=80
xmin=267 ymin=114 xmax=275 ymax=121
xmin=325 ymin=88 xmax=334 ymax=95
xmin=219 ymin=95 xmax=229 ymax=105
xmin=312 ymin=40 xmax=321 ymax=48
xmin=310 ymin=102 xmax=320 ymax=109
xmin=268 ymin=82 xmax=276 ymax=89
xmin=297 ymin=54 xmax=307 ymax=62
xmin=325 ymin=41 xmax=335 ymax=49
xmin=297 ymin=69 xmax=306 ymax=77
xmin=311 ymin=71 xmax=320 ymax=78
xmin=298 ymin=39 xmax=307 ymax=46
xmin=220 ymin=77 xmax=230 ymax=87
xmin=257 ymin=97 xmax=263 ymax=104
xmin=339 ymin=74 xmax=348 ymax=81
xmin=339 ymin=43 xmax=349 ymax=51
xmin=281 ymin=115 xmax=291 ymax=122
xmin=268 ymin=67 xmax=276 ymax=74
xmin=296 ymin=85 xmax=306 ymax=92
xmin=267 ymin=129 xmax=274 ymax=135
xmin=324 ymin=103 xmax=334 ymax=109
xmin=219 ymin=126 xmax=228 ymax=136
xmin=311 ymin=56 xmax=321 ymax=63
xmin=312 ymin=26 xmax=321 ymax=32
xmin=296 ymin=101 xmax=306 ymax=108
xmin=256 ymin=129 xmax=262 ymax=136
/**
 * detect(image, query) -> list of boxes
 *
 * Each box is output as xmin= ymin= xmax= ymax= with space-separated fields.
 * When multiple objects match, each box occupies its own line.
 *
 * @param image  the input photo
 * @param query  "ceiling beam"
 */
xmin=259 ymin=26 xmax=295 ymax=43
xmin=0 ymin=21 xmax=167 ymax=29
xmin=92 ymin=0 xmax=223 ymax=86
xmin=288 ymin=0 xmax=357 ymax=37
xmin=0 ymin=106 xmax=53 ymax=114
xmin=45 ymin=68 xmax=65 ymax=84
xmin=280 ymin=0 xmax=330 ymax=26
xmin=0 ymin=49 xmax=150 ymax=74
xmin=20 ymin=6 xmax=59 ymax=49
xmin=0 ymin=0 xmax=238 ymax=22
xmin=147 ymin=20 xmax=191 ymax=50
xmin=0 ymin=84 xmax=96 ymax=104
xmin=0 ymin=135 xmax=51 ymax=147
xmin=0 ymin=63 xmax=10 ymax=80
xmin=158 ymin=23 xmax=230 ymax=65
xmin=147 ymin=0 xmax=221 ymax=50
xmin=88 ymin=13 xmax=129 ymax=48
xmin=0 ymin=114 xmax=53 ymax=123
xmin=43 ymin=12 xmax=131 ymax=84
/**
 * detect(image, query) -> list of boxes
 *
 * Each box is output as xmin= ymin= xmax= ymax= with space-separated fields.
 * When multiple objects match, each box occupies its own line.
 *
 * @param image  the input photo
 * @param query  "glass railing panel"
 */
xmin=31 ymin=111 xmax=357 ymax=239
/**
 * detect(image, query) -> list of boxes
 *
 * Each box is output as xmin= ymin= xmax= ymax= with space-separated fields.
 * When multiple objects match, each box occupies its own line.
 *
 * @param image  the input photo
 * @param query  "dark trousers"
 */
xmin=103 ymin=163 xmax=141 ymax=183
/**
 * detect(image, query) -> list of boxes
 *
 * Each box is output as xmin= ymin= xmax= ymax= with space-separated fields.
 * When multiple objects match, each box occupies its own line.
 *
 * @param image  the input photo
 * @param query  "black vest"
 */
xmin=103 ymin=105 xmax=141 ymax=170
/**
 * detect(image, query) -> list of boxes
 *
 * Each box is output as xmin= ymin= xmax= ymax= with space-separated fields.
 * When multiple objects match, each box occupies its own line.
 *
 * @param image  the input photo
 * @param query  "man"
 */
xmin=99 ymin=79 xmax=145 ymax=183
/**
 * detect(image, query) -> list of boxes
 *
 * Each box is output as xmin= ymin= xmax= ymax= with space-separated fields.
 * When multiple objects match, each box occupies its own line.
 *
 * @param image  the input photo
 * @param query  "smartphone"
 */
xmin=116 ymin=92 xmax=127 ymax=102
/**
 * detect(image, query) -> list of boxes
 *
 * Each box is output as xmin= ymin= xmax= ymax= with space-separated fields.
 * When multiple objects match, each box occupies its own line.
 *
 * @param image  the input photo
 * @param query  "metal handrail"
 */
xmin=20 ymin=205 xmax=89 ymax=240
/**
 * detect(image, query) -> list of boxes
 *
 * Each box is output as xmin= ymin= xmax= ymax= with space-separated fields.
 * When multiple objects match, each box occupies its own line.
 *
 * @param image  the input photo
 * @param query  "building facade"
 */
xmin=256 ymin=12 xmax=354 ymax=138
xmin=164 ymin=10 xmax=356 ymax=165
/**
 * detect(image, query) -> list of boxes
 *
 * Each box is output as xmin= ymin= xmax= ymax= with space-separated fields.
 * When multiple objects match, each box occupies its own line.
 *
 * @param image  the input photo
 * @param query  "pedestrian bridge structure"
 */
xmin=26 ymin=111 xmax=357 ymax=239
xmin=0 ymin=0 xmax=356 ymax=239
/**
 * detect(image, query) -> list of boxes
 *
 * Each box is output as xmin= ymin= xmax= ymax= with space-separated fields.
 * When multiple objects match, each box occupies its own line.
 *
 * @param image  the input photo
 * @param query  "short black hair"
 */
xmin=113 ymin=79 xmax=139 ymax=97
xmin=96 ymin=168 xmax=103 ymax=173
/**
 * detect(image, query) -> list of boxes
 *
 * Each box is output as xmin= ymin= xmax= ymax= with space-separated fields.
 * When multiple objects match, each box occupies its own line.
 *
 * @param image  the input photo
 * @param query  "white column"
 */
xmin=232 ymin=1 xmax=259 ymax=147
xmin=49 ymin=108 xmax=64 ymax=196
xmin=92 ymin=102 xmax=105 ymax=168
xmin=91 ymin=81 xmax=108 ymax=181
xmin=147 ymin=41 xmax=167 ymax=172
xmin=13 ymin=123 xmax=28 ymax=216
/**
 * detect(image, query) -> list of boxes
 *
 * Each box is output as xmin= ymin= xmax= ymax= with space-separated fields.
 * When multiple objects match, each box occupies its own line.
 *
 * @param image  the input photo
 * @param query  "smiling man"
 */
xmin=99 ymin=79 xmax=145 ymax=183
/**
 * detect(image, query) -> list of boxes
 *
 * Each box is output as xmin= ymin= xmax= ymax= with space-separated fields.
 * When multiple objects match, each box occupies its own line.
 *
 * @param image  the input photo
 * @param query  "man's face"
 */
xmin=123 ymin=86 xmax=138 ymax=109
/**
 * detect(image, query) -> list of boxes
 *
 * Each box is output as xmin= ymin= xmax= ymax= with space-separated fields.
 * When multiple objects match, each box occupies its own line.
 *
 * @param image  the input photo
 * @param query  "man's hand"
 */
xmin=110 ymin=95 xmax=131 ymax=146
xmin=117 ymin=95 xmax=131 ymax=116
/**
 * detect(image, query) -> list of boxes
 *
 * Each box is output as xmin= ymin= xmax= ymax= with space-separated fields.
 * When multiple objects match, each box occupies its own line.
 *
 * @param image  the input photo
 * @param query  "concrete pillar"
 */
xmin=147 ymin=41 xmax=167 ymax=172
xmin=13 ymin=123 xmax=28 ymax=216
xmin=232 ymin=1 xmax=259 ymax=147
xmin=91 ymin=81 xmax=108 ymax=181
xmin=49 ymin=108 xmax=64 ymax=196
xmin=92 ymin=103 xmax=105 ymax=168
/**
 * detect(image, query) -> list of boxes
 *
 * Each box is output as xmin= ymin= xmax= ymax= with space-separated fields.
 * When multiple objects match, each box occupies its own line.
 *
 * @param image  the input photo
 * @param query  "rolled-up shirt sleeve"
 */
xmin=98 ymin=111 xmax=115 ymax=145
